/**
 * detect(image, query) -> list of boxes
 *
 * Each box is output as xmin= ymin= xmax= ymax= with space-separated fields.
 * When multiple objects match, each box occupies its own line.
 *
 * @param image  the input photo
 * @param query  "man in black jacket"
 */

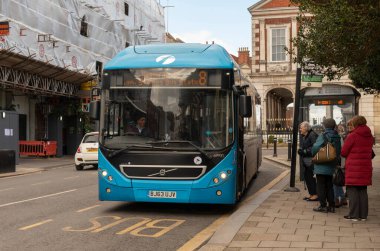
xmin=298 ymin=121 xmax=319 ymax=201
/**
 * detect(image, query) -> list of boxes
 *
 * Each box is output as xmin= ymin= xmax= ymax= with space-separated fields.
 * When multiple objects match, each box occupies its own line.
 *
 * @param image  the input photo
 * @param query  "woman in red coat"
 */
xmin=341 ymin=115 xmax=373 ymax=221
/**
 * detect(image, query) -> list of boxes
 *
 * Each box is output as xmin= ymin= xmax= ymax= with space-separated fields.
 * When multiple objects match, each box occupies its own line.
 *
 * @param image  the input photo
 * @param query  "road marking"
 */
xmin=19 ymin=219 xmax=53 ymax=230
xmin=64 ymin=175 xmax=80 ymax=180
xmin=177 ymin=169 xmax=290 ymax=250
xmin=178 ymin=215 xmax=228 ymax=251
xmin=0 ymin=188 xmax=15 ymax=192
xmin=76 ymin=204 xmax=101 ymax=213
xmin=0 ymin=189 xmax=77 ymax=208
xmin=31 ymin=181 xmax=52 ymax=186
xmin=241 ymin=169 xmax=290 ymax=205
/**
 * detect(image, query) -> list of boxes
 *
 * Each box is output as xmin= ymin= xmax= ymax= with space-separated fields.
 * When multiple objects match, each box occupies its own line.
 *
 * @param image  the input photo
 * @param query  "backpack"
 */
xmin=312 ymin=133 xmax=337 ymax=164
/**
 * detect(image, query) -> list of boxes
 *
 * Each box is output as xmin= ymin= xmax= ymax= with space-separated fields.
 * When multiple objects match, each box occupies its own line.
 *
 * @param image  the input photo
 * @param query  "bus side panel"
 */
xmin=244 ymin=136 xmax=262 ymax=184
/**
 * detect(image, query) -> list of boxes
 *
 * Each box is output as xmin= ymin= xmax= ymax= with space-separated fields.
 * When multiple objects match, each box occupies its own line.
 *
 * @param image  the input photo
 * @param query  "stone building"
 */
xmin=0 ymin=0 xmax=165 ymax=157
xmin=247 ymin=0 xmax=380 ymax=142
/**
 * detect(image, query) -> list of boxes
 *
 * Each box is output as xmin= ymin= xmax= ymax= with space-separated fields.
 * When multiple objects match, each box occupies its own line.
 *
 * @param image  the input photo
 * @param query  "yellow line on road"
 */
xmin=76 ymin=204 xmax=101 ymax=213
xmin=177 ymin=215 xmax=229 ymax=251
xmin=240 ymin=169 xmax=290 ymax=205
xmin=177 ymin=169 xmax=290 ymax=251
xmin=19 ymin=219 xmax=53 ymax=230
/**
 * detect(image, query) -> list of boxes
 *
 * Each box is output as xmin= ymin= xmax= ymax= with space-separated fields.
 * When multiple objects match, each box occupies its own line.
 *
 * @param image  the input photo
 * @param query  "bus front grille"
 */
xmin=120 ymin=164 xmax=207 ymax=180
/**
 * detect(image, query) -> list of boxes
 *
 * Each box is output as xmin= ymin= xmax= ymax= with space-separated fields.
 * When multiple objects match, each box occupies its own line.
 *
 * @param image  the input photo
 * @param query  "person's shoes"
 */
xmin=306 ymin=197 xmax=319 ymax=201
xmin=359 ymin=218 xmax=367 ymax=221
xmin=313 ymin=206 xmax=328 ymax=213
xmin=344 ymin=215 xmax=359 ymax=221
xmin=341 ymin=198 xmax=348 ymax=206
xmin=327 ymin=207 xmax=335 ymax=213
xmin=303 ymin=196 xmax=310 ymax=201
xmin=335 ymin=197 xmax=348 ymax=208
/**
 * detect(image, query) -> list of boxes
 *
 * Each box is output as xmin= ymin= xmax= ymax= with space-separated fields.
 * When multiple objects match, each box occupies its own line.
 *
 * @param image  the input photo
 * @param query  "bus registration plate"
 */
xmin=148 ymin=190 xmax=177 ymax=199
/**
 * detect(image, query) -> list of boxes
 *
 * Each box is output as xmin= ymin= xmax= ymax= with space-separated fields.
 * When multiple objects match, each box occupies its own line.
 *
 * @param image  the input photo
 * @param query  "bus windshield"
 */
xmin=102 ymin=88 xmax=234 ymax=150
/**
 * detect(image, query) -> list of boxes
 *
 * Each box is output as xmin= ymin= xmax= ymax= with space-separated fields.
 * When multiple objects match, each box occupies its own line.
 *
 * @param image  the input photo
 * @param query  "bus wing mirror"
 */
xmin=239 ymin=95 xmax=252 ymax=118
xmin=89 ymin=100 xmax=100 ymax=120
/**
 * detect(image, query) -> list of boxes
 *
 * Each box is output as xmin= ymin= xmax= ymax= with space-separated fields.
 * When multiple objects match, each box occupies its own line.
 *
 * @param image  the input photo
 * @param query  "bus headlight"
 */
xmin=101 ymin=170 xmax=108 ymax=177
xmin=220 ymin=171 xmax=227 ymax=180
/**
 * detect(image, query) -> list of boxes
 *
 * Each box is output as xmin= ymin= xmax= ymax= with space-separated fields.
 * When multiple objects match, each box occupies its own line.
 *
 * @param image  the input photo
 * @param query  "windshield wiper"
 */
xmin=108 ymin=144 xmax=171 ymax=158
xmin=148 ymin=140 xmax=213 ymax=161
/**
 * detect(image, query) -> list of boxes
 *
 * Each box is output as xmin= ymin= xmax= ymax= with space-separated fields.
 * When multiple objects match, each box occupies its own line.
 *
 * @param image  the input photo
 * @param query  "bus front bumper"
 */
xmin=98 ymin=175 xmax=237 ymax=204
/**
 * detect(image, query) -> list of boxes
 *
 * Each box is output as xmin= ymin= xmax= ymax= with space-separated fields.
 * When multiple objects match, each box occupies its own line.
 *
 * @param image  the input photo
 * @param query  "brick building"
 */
xmin=246 ymin=0 xmax=380 ymax=142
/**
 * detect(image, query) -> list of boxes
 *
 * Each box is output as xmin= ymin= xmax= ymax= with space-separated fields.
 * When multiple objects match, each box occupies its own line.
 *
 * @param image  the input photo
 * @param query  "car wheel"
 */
xmin=75 ymin=164 xmax=84 ymax=171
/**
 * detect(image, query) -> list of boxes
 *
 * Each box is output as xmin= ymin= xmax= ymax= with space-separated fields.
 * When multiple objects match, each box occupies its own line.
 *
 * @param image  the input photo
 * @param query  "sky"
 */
xmin=162 ymin=0 xmax=260 ymax=55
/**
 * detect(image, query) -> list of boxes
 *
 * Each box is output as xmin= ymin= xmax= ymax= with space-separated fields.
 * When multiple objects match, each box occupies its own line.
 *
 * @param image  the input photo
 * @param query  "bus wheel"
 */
xmin=237 ymin=158 xmax=247 ymax=202
xmin=253 ymin=149 xmax=260 ymax=179
xmin=242 ymin=156 xmax=247 ymax=191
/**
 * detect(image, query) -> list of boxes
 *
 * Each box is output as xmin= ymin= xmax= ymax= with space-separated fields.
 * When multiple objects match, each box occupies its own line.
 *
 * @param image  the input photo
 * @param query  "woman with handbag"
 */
xmin=341 ymin=115 xmax=373 ymax=221
xmin=298 ymin=121 xmax=318 ymax=201
xmin=311 ymin=118 xmax=341 ymax=213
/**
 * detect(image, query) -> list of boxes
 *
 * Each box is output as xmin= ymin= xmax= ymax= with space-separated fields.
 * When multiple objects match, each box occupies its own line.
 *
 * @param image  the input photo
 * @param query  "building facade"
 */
xmin=247 ymin=0 xmax=380 ymax=142
xmin=0 ymin=0 xmax=165 ymax=157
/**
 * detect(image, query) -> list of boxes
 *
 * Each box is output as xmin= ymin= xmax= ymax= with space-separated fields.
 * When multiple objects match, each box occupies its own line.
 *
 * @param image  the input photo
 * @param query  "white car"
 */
xmin=75 ymin=132 xmax=99 ymax=170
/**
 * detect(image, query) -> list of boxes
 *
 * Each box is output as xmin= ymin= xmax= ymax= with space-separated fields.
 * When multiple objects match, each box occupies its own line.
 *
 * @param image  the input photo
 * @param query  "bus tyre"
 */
xmin=236 ymin=155 xmax=245 ymax=202
xmin=75 ymin=164 xmax=84 ymax=171
xmin=253 ymin=149 xmax=260 ymax=179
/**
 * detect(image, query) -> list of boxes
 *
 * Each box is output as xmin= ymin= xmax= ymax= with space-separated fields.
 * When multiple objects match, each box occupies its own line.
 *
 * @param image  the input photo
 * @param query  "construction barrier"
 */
xmin=19 ymin=141 xmax=57 ymax=157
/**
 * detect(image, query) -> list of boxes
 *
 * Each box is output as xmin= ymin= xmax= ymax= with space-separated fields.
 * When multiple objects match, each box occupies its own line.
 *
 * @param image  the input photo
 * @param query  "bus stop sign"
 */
xmin=301 ymin=75 xmax=323 ymax=82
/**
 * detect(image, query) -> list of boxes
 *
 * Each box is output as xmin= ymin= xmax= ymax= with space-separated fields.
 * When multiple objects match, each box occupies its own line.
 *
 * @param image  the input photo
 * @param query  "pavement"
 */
xmin=0 ymin=155 xmax=75 ymax=178
xmin=200 ymin=149 xmax=380 ymax=251
xmin=1 ymin=151 xmax=380 ymax=251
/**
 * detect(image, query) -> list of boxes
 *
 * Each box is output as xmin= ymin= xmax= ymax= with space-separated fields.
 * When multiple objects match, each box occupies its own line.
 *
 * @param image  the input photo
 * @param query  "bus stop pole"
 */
xmin=284 ymin=66 xmax=301 ymax=192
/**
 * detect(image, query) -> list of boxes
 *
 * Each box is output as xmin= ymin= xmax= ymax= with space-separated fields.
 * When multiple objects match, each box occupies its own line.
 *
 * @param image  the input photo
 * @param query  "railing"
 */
xmin=19 ymin=141 xmax=57 ymax=157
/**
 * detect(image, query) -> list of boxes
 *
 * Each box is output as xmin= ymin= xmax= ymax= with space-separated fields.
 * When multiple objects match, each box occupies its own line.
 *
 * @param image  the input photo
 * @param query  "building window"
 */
xmin=96 ymin=61 xmax=103 ymax=79
xmin=124 ymin=2 xmax=129 ymax=16
xmin=271 ymin=28 xmax=286 ymax=62
xmin=80 ymin=15 xmax=88 ymax=37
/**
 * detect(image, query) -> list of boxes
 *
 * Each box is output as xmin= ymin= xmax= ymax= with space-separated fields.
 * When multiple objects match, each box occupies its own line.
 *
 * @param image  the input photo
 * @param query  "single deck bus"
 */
xmin=90 ymin=43 xmax=262 ymax=204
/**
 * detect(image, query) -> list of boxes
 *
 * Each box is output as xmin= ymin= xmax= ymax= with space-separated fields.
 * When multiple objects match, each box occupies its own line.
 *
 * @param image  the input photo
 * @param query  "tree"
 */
xmin=290 ymin=0 xmax=380 ymax=89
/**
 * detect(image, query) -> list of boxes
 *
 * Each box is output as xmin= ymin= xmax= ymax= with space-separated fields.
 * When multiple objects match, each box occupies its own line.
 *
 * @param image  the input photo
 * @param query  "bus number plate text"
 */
xmin=148 ymin=190 xmax=177 ymax=199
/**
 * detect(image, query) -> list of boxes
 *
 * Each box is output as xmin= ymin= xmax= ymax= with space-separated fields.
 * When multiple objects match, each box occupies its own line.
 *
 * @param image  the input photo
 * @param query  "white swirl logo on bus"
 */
xmin=156 ymin=55 xmax=176 ymax=65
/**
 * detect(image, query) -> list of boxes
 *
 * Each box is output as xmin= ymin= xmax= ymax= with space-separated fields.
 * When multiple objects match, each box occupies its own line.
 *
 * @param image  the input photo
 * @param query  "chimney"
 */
xmin=238 ymin=47 xmax=250 ymax=65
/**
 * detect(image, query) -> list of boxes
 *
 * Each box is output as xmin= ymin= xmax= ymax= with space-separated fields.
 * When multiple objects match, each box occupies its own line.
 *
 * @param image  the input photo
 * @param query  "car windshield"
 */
xmin=83 ymin=134 xmax=98 ymax=143
xmin=101 ymin=88 xmax=234 ymax=150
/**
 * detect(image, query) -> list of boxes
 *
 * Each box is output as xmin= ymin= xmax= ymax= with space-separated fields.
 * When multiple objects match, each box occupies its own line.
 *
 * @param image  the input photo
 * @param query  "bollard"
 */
xmin=287 ymin=139 xmax=292 ymax=161
xmin=273 ymin=137 xmax=278 ymax=157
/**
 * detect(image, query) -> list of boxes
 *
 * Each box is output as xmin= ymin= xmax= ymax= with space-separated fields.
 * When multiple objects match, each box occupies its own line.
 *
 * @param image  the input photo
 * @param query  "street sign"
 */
xmin=301 ymin=74 xmax=323 ymax=82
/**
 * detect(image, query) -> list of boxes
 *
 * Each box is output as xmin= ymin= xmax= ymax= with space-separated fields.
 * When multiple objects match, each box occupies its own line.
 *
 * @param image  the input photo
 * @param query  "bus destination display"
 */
xmin=314 ymin=99 xmax=345 ymax=106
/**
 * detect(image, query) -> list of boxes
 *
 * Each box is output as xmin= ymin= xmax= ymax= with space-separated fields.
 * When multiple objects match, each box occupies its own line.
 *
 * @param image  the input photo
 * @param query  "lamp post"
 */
xmin=284 ymin=64 xmax=301 ymax=192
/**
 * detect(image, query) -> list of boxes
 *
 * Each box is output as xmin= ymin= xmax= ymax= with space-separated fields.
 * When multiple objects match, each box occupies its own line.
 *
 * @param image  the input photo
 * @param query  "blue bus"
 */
xmin=90 ymin=43 xmax=262 ymax=204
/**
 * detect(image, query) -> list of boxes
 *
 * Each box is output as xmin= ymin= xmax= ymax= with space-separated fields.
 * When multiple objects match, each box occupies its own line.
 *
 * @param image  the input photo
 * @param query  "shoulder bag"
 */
xmin=312 ymin=134 xmax=337 ymax=164
xmin=332 ymin=165 xmax=345 ymax=186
